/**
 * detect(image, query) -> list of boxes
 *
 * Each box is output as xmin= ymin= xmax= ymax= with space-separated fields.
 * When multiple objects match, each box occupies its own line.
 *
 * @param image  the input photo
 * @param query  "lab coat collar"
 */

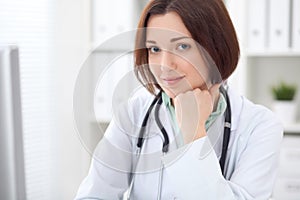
xmin=132 ymin=86 xmax=243 ymax=133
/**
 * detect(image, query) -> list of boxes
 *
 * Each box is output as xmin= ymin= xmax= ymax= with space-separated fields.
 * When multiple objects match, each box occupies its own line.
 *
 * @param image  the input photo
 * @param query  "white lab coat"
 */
xmin=75 ymin=87 xmax=283 ymax=200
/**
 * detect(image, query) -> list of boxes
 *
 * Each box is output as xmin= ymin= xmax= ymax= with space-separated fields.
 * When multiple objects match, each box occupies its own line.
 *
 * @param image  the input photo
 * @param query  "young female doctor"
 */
xmin=75 ymin=0 xmax=283 ymax=199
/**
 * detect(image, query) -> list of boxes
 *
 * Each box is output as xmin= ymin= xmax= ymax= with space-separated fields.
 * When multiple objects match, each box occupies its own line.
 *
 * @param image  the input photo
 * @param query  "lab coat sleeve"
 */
xmin=161 ymin=108 xmax=283 ymax=200
xmin=74 ymin=118 xmax=133 ymax=200
xmin=74 ymin=93 xmax=153 ymax=200
xmin=228 ymin=109 xmax=283 ymax=199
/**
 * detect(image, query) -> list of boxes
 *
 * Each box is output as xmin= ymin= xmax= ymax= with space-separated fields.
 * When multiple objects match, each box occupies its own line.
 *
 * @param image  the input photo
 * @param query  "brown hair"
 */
xmin=134 ymin=0 xmax=240 ymax=94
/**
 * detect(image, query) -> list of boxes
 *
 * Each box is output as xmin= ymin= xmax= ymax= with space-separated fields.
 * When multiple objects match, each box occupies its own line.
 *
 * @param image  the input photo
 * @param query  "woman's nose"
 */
xmin=160 ymin=50 xmax=177 ymax=71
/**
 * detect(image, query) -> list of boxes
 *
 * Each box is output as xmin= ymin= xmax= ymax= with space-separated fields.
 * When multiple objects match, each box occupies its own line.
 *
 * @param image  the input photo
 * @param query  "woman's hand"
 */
xmin=173 ymin=84 xmax=221 ymax=144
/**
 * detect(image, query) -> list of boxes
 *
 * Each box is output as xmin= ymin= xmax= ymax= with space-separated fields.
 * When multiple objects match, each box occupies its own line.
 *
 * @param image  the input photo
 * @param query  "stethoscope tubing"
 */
xmin=154 ymin=96 xmax=169 ymax=153
xmin=219 ymin=86 xmax=231 ymax=175
xmin=137 ymin=90 xmax=162 ymax=149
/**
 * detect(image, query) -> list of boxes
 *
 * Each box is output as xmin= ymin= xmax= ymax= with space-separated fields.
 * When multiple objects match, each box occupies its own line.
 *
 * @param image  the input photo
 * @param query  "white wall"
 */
xmin=225 ymin=0 xmax=247 ymax=95
xmin=50 ymin=0 xmax=92 ymax=198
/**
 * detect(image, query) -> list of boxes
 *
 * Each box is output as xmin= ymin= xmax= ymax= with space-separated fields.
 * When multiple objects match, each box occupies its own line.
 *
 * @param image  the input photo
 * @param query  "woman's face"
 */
xmin=146 ymin=12 xmax=210 ymax=98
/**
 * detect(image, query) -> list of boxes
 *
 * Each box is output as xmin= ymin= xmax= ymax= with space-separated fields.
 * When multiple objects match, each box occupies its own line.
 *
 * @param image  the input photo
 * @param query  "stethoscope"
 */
xmin=126 ymin=86 xmax=231 ymax=199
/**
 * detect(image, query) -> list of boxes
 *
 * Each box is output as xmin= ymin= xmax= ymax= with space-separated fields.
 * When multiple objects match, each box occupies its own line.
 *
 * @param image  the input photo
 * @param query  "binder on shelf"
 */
xmin=292 ymin=0 xmax=300 ymax=51
xmin=269 ymin=0 xmax=290 ymax=52
xmin=92 ymin=0 xmax=112 ymax=46
xmin=247 ymin=0 xmax=268 ymax=52
xmin=92 ymin=0 xmax=133 ymax=47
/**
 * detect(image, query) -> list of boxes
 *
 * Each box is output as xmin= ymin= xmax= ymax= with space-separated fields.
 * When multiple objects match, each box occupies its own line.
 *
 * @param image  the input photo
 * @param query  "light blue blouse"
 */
xmin=161 ymin=91 xmax=227 ymax=147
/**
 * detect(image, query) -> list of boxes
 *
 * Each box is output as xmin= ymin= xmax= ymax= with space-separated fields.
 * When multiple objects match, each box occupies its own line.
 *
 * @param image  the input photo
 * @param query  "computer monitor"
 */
xmin=0 ymin=45 xmax=26 ymax=199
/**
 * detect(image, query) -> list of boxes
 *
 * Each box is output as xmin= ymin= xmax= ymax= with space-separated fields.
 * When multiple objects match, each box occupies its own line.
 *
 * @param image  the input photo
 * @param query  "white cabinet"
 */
xmin=90 ymin=0 xmax=148 ymax=123
xmin=91 ymin=0 xmax=149 ymax=48
xmin=247 ymin=0 xmax=268 ymax=52
xmin=244 ymin=0 xmax=300 ymax=127
xmin=92 ymin=51 xmax=136 ymax=122
xmin=273 ymin=135 xmax=300 ymax=200
xmin=246 ymin=0 xmax=292 ymax=53
xmin=292 ymin=0 xmax=300 ymax=50
xmin=273 ymin=178 xmax=300 ymax=200
xmin=227 ymin=1 xmax=300 ymax=198
xmin=78 ymin=1 xmax=149 ymax=152
xmin=92 ymin=0 xmax=134 ymax=47
xmin=268 ymin=0 xmax=290 ymax=51
xmin=227 ymin=0 xmax=300 ymax=127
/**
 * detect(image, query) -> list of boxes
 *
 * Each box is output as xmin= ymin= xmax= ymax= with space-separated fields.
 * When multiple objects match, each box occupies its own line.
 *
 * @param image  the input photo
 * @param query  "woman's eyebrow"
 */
xmin=146 ymin=40 xmax=156 ymax=44
xmin=146 ymin=36 xmax=191 ymax=44
xmin=170 ymin=36 xmax=190 ymax=42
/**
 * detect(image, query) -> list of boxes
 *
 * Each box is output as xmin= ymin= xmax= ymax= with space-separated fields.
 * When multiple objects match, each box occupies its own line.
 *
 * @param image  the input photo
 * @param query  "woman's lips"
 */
xmin=161 ymin=76 xmax=185 ymax=86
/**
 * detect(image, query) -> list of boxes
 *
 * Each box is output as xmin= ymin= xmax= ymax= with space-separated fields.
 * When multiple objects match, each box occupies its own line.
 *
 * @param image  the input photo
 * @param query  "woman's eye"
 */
xmin=148 ymin=46 xmax=161 ymax=53
xmin=177 ymin=44 xmax=191 ymax=51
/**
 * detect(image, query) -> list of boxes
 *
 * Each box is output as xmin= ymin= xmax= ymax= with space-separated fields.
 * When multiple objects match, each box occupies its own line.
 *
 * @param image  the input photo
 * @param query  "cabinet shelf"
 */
xmin=246 ymin=51 xmax=300 ymax=57
xmin=284 ymin=123 xmax=300 ymax=134
xmin=91 ymin=41 xmax=134 ymax=53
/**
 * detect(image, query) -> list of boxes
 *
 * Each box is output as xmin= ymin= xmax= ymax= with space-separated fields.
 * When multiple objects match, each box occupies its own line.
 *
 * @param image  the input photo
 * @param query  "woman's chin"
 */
xmin=162 ymin=85 xmax=207 ymax=98
xmin=162 ymin=88 xmax=189 ymax=98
